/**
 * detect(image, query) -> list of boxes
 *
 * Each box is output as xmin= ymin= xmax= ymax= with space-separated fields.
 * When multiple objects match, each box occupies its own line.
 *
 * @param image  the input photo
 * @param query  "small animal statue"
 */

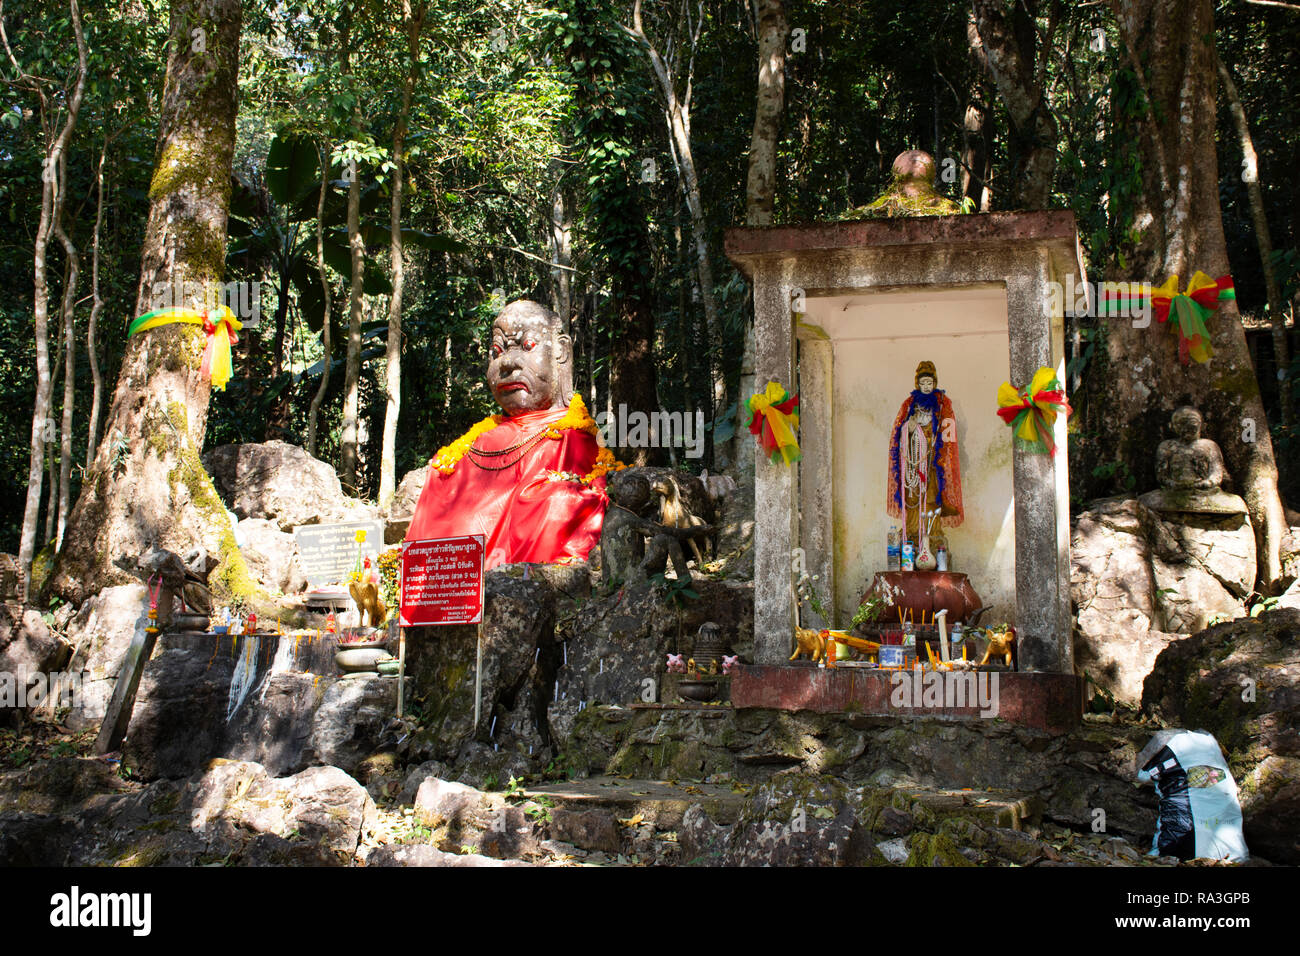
xmin=650 ymin=476 xmax=709 ymax=566
xmin=349 ymin=556 xmax=387 ymax=629
xmin=601 ymin=471 xmax=653 ymax=585
xmin=978 ymin=626 xmax=1016 ymax=669
xmin=666 ymin=653 xmax=686 ymax=674
xmin=790 ymin=626 xmax=826 ymax=663
xmin=699 ymin=469 xmax=737 ymax=504
xmin=722 ymin=654 xmax=740 ymax=674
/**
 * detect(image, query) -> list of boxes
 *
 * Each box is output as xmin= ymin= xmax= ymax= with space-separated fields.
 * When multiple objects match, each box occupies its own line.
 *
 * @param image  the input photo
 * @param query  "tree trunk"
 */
xmin=306 ymin=142 xmax=333 ymax=459
xmin=338 ymin=147 xmax=364 ymax=494
xmin=549 ymin=184 xmax=573 ymax=330
xmin=13 ymin=0 xmax=86 ymax=595
xmin=744 ymin=0 xmax=787 ymax=227
xmin=45 ymin=259 xmax=68 ymax=548
xmin=626 ymin=0 xmax=726 ymax=423
xmin=85 ymin=139 xmax=106 ymax=469
xmin=1103 ymin=0 xmax=1287 ymax=588
xmin=1217 ymin=54 xmax=1290 ymax=427
xmin=379 ymin=1 xmax=423 ymax=508
xmin=51 ymin=0 xmax=250 ymax=606
xmin=971 ymin=0 xmax=1059 ymax=210
xmin=736 ymin=0 xmax=789 ymax=472
xmin=53 ymin=201 xmax=79 ymax=550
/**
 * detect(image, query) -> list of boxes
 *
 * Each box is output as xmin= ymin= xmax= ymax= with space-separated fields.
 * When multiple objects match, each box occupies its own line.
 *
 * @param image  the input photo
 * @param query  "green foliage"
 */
xmin=3 ymin=0 xmax=1298 ymax=544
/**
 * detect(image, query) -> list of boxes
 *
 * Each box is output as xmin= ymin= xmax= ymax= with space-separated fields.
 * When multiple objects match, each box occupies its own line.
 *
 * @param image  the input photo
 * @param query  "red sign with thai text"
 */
xmin=399 ymin=535 xmax=485 ymax=626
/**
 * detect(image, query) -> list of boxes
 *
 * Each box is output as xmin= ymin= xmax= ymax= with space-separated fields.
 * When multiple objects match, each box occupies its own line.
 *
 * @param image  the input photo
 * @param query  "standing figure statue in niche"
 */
xmin=887 ymin=361 xmax=964 ymax=568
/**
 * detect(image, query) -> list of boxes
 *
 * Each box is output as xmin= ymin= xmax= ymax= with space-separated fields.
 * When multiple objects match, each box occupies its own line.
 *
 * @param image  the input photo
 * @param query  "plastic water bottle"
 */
xmin=887 ymin=526 xmax=901 ymax=571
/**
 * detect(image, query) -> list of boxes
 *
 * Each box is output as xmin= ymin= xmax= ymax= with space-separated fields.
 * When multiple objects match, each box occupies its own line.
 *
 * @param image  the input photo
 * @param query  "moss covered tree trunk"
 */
xmin=50 ymin=0 xmax=252 ymax=606
xmin=1100 ymin=0 xmax=1287 ymax=588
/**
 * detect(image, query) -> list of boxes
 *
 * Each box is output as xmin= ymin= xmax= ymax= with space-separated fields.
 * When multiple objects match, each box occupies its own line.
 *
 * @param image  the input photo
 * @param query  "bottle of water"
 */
xmin=887 ymin=526 xmax=901 ymax=571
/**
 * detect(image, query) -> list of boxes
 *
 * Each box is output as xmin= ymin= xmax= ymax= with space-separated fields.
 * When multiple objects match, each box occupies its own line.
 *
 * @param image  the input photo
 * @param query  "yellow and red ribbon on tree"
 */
xmin=1099 ymin=272 xmax=1234 ymax=365
xmin=746 ymin=381 xmax=801 ymax=466
xmin=128 ymin=305 xmax=242 ymax=390
xmin=996 ymin=366 xmax=1071 ymax=457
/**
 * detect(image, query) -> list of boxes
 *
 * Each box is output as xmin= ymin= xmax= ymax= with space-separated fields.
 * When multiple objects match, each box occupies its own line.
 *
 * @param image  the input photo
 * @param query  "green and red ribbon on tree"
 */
xmin=746 ymin=381 xmax=801 ymax=466
xmin=128 ymin=304 xmax=242 ymax=390
xmin=1099 ymin=272 xmax=1235 ymax=365
xmin=996 ymin=366 xmax=1071 ymax=457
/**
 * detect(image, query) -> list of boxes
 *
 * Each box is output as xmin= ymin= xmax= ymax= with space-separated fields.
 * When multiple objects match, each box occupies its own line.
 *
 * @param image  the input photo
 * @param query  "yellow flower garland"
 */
xmin=429 ymin=393 xmax=625 ymax=484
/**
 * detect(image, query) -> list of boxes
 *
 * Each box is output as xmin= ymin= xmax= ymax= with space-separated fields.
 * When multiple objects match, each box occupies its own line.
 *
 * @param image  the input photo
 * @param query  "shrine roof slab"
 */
xmin=725 ymin=210 xmax=1080 ymax=264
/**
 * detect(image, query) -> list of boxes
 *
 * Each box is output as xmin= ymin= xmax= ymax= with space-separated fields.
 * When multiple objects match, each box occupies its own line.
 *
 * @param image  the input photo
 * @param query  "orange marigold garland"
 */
xmin=429 ymin=394 xmax=624 ymax=484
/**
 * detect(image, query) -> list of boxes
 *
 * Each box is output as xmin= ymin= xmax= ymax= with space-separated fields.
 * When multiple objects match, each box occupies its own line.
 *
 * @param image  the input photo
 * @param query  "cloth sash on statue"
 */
xmin=404 ymin=406 xmax=607 ymax=569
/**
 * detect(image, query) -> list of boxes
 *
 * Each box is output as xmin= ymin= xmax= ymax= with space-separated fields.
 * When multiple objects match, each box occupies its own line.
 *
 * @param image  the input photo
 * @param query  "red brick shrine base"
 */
xmin=730 ymin=665 xmax=1083 ymax=735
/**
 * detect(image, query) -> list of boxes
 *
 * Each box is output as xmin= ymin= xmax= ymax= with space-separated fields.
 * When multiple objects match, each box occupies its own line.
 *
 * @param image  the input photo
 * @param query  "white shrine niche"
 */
xmin=726 ymin=211 xmax=1085 ymax=674
xmin=796 ymin=284 xmax=1017 ymax=627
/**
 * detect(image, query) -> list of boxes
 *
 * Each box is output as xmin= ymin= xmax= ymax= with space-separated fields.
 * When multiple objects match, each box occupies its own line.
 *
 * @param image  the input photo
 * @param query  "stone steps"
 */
xmin=521 ymin=775 xmax=1042 ymax=859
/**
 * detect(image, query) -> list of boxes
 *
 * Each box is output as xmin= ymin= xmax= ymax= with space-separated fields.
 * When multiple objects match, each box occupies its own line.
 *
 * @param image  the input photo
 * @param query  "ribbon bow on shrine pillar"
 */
xmin=128 ymin=304 xmax=243 ymax=390
xmin=746 ymin=381 xmax=801 ymax=466
xmin=996 ymin=367 xmax=1071 ymax=456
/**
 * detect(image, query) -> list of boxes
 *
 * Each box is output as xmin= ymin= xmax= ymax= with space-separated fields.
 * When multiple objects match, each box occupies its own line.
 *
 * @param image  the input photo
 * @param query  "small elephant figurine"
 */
xmin=666 ymin=653 xmax=686 ymax=673
xmin=722 ymin=655 xmax=740 ymax=674
xmin=790 ymin=626 xmax=826 ymax=663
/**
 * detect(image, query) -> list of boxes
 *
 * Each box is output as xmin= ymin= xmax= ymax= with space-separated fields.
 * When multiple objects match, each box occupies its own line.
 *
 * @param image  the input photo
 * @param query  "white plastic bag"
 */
xmin=1136 ymin=729 xmax=1248 ymax=862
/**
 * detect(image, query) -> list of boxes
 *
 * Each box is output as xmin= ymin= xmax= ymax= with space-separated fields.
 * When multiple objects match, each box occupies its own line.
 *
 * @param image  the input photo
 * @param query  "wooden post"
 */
xmin=397 ymin=628 xmax=406 ymax=717
xmin=94 ymin=583 xmax=173 ymax=755
xmin=473 ymin=621 xmax=483 ymax=733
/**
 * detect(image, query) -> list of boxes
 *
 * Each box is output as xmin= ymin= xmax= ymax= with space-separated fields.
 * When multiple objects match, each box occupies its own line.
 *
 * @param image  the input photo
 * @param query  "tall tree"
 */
xmin=378 ymin=0 xmax=425 ymax=507
xmin=624 ymin=0 xmax=726 ymax=418
xmin=549 ymin=0 xmax=658 ymax=461
xmin=51 ymin=0 xmax=252 ymax=604
xmin=1217 ymin=53 xmax=1290 ymax=426
xmin=971 ymin=0 xmax=1061 ymax=209
xmin=4 ymin=0 xmax=87 ymax=593
xmin=1101 ymin=0 xmax=1288 ymax=586
xmin=338 ymin=10 xmax=365 ymax=494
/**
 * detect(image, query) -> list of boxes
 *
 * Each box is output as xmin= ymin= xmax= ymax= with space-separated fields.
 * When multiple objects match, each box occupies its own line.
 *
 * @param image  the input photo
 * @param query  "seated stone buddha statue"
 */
xmin=404 ymin=299 xmax=620 ymax=568
xmin=1140 ymin=406 xmax=1246 ymax=516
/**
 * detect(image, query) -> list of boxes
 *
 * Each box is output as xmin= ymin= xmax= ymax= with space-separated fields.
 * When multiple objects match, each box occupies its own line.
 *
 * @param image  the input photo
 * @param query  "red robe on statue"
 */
xmin=404 ymin=405 xmax=609 ymax=570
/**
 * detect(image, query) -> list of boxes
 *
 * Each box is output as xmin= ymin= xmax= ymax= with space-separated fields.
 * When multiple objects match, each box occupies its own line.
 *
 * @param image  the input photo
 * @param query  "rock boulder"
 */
xmin=1072 ymin=497 xmax=1255 ymax=704
xmin=204 ymin=441 xmax=376 ymax=531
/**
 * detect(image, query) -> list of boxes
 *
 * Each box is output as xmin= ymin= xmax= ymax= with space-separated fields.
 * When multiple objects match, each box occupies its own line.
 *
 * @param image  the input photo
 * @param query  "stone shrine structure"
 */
xmin=725 ymin=182 xmax=1086 ymax=729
